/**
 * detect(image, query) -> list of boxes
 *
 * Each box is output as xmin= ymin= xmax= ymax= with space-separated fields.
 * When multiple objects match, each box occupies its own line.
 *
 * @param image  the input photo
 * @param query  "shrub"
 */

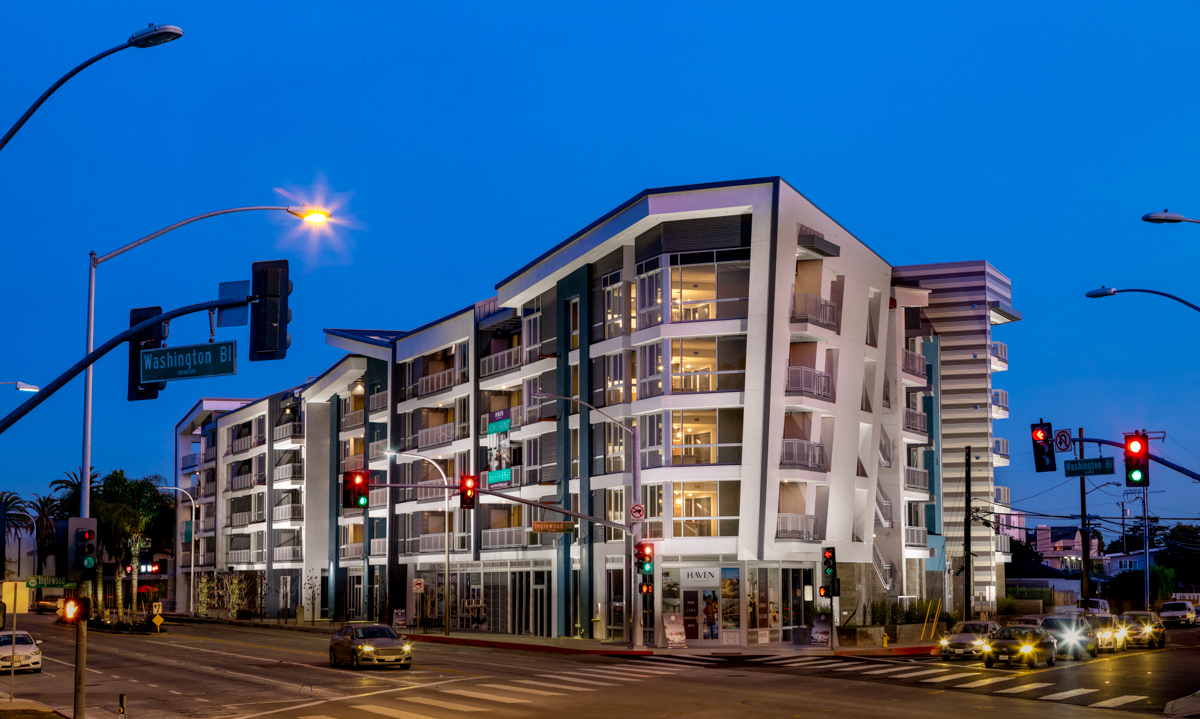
xmin=996 ymin=596 xmax=1018 ymax=615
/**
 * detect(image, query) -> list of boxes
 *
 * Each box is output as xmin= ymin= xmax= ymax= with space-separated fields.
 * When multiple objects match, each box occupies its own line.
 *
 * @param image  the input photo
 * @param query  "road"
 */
xmin=4 ymin=612 xmax=1200 ymax=718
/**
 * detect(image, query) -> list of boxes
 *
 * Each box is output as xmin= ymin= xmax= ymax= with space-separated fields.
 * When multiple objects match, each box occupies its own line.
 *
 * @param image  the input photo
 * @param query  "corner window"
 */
xmin=673 ymin=481 xmax=740 ymax=537
xmin=642 ymin=485 xmax=663 ymax=539
xmin=639 ymin=414 xmax=663 ymax=469
xmin=637 ymin=342 xmax=663 ymax=399
xmin=670 ymin=336 xmax=746 ymax=393
xmin=605 ymin=488 xmax=625 ymax=542
xmin=670 ymin=408 xmax=744 ymax=465
xmin=603 ymin=421 xmax=626 ymax=474
xmin=636 ymin=259 xmax=663 ymax=329
xmin=669 ymin=260 xmax=750 ymax=322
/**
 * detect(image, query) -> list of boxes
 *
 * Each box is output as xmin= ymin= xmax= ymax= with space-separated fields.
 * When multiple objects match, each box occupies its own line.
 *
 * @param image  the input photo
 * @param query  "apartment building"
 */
xmin=171 ymin=176 xmax=1019 ymax=643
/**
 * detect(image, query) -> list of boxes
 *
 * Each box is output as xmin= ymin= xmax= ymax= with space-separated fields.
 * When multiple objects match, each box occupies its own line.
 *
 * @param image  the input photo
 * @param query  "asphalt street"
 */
xmin=3 ymin=612 xmax=1200 ymax=718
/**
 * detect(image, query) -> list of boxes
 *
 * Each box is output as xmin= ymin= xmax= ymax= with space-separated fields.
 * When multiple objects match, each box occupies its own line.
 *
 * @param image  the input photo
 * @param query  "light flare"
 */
xmin=273 ymin=173 xmax=359 ymax=268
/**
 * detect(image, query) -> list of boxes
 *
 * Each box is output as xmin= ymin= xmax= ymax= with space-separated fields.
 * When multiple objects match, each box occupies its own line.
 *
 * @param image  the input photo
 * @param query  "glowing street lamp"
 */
xmin=0 ymin=382 xmax=38 ymax=393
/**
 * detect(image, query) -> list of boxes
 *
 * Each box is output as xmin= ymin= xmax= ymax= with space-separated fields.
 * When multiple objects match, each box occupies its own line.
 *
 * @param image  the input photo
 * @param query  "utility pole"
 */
xmin=964 ymin=446 xmax=972 ymax=621
xmin=1079 ymin=427 xmax=1089 ymax=609
xmin=1118 ymin=500 xmax=1127 ymax=553
xmin=1143 ymin=487 xmax=1151 ymax=611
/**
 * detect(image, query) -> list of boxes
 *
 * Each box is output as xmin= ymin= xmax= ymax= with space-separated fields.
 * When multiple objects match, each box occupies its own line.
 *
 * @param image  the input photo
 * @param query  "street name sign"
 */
xmin=1063 ymin=457 xmax=1115 ymax=477
xmin=141 ymin=341 xmax=237 ymax=383
xmin=532 ymin=521 xmax=574 ymax=533
xmin=25 ymin=576 xmax=76 ymax=589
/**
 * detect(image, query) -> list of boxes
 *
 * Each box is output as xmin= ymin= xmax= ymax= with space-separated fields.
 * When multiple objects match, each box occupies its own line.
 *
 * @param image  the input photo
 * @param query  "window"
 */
xmin=673 ymin=481 xmax=740 ymax=537
xmin=605 ymin=487 xmax=625 ymax=542
xmin=602 ymin=271 xmax=625 ymax=339
xmin=669 ymin=260 xmax=750 ymax=322
xmin=523 ymin=437 xmax=540 ymax=484
xmin=670 ymin=336 xmax=746 ymax=392
xmin=523 ymin=315 xmax=541 ymax=364
xmin=571 ymin=428 xmax=579 ymax=479
xmin=636 ymin=259 xmax=663 ymax=329
xmin=637 ymin=342 xmax=663 ymax=398
xmin=604 ymin=353 xmax=625 ymax=405
xmin=670 ymin=409 xmax=744 ymax=465
xmin=603 ymin=422 xmax=626 ymax=474
xmin=570 ymin=364 xmax=579 ymax=412
xmin=569 ymin=298 xmax=580 ymax=350
xmin=640 ymin=414 xmax=663 ymax=469
xmin=906 ymin=502 xmax=922 ymax=527
xmin=642 ymin=485 xmax=663 ymax=539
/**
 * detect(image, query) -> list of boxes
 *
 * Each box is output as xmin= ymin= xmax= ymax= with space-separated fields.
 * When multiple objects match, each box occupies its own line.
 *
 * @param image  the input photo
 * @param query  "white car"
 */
xmin=0 ymin=632 xmax=43 ymax=673
xmin=939 ymin=620 xmax=1001 ymax=660
xmin=1159 ymin=601 xmax=1196 ymax=628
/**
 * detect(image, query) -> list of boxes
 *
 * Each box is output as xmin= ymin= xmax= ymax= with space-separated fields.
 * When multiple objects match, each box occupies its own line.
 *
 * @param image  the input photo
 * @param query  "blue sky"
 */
xmin=2 ymin=2 xmax=1199 ymax=539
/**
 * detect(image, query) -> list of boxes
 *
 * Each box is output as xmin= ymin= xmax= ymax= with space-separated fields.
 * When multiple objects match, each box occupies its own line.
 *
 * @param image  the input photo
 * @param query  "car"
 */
xmin=34 ymin=600 xmax=58 ymax=615
xmin=939 ymin=620 xmax=1001 ymax=660
xmin=1009 ymin=615 xmax=1048 ymax=627
xmin=1087 ymin=614 xmax=1127 ymax=653
xmin=0 ymin=631 xmax=43 ymax=673
xmin=1119 ymin=611 xmax=1167 ymax=648
xmin=1159 ymin=601 xmax=1196 ymax=628
xmin=982 ymin=625 xmax=1057 ymax=669
xmin=329 ymin=623 xmax=412 ymax=670
xmin=1040 ymin=616 xmax=1099 ymax=660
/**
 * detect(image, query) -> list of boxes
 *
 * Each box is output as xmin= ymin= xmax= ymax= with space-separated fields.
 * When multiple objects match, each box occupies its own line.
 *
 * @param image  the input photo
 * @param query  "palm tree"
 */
xmin=51 ymin=468 xmax=101 ymax=517
xmin=29 ymin=494 xmax=61 ymax=574
xmin=0 ymin=492 xmax=32 ymax=581
xmin=95 ymin=471 xmax=173 ymax=622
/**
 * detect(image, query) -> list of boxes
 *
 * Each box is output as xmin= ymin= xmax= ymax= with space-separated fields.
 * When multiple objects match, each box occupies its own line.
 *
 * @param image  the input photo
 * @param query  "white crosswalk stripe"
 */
xmin=556 ymin=670 xmax=639 ymax=682
xmin=643 ymin=655 xmax=720 ymax=664
xmin=953 ymin=676 xmax=1016 ymax=689
xmin=830 ymin=663 xmax=873 ymax=671
xmin=921 ymin=672 xmax=980 ymax=683
xmin=861 ymin=665 xmax=916 ymax=675
xmin=300 ymin=716 xmax=340 ymax=719
xmin=514 ymin=679 xmax=595 ymax=692
xmin=479 ymin=683 xmax=564 ymax=696
xmin=442 ymin=689 xmax=531 ymax=704
xmin=1089 ymin=695 xmax=1148 ymax=708
xmin=400 ymin=697 xmax=488 ymax=711
xmin=994 ymin=682 xmax=1054 ymax=694
xmin=537 ymin=674 xmax=618 ymax=686
xmin=608 ymin=665 xmax=680 ymax=675
xmin=788 ymin=660 xmax=846 ymax=669
xmin=889 ymin=669 xmax=949 ymax=679
xmin=1039 ymin=689 xmax=1098 ymax=701
xmin=586 ymin=668 xmax=663 ymax=678
xmin=352 ymin=706 xmax=436 ymax=719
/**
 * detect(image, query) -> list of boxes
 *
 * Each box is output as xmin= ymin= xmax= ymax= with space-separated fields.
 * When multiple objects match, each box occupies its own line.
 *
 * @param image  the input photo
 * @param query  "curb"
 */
xmin=834 ymin=644 xmax=939 ymax=657
xmin=403 ymin=633 xmax=652 ymax=656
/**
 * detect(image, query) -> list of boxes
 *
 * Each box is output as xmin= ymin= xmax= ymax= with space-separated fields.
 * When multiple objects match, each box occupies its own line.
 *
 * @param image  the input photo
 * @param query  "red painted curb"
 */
xmin=834 ymin=644 xmax=939 ymax=656
xmin=403 ymin=633 xmax=653 ymax=656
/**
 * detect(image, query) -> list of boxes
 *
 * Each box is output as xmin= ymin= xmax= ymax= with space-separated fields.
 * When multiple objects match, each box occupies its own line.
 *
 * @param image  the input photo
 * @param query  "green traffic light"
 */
xmin=824 ymin=567 xmax=834 ymax=575
xmin=1131 ymin=469 xmax=1143 ymax=482
xmin=357 ymin=496 xmax=368 ymax=506
xmin=82 ymin=557 xmax=96 ymax=569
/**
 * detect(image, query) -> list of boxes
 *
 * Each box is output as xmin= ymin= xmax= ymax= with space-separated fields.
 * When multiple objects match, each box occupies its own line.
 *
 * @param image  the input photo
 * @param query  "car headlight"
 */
xmin=1101 ymin=631 xmax=1112 ymax=639
xmin=971 ymin=639 xmax=983 ymax=645
xmin=360 ymin=645 xmax=375 ymax=653
xmin=1066 ymin=632 xmax=1080 ymax=643
xmin=980 ymin=644 xmax=991 ymax=652
xmin=30 ymin=650 xmax=39 ymax=656
xmin=1117 ymin=629 xmax=1127 ymax=637
xmin=1019 ymin=645 xmax=1033 ymax=654
xmin=403 ymin=643 xmax=411 ymax=651
xmin=939 ymin=639 xmax=949 ymax=646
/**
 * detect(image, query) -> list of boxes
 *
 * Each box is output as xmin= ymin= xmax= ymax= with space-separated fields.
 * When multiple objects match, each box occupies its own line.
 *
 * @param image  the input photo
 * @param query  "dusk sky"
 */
xmin=3 ymin=2 xmax=1200 ymax=540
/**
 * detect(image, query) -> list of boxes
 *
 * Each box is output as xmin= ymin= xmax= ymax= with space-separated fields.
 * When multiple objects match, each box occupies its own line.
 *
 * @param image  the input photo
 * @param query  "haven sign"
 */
xmin=141 ymin=341 xmax=237 ymax=383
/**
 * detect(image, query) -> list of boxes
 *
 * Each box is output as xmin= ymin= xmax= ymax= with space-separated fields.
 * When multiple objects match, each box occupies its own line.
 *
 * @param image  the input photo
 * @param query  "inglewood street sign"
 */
xmin=141 ymin=341 xmax=237 ymax=383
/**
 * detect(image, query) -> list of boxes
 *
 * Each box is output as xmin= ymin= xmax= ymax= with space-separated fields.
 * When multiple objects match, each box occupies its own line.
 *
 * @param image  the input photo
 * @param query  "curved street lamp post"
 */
xmin=160 ymin=486 xmax=196 ymax=615
xmin=385 ymin=451 xmax=451 ymax=637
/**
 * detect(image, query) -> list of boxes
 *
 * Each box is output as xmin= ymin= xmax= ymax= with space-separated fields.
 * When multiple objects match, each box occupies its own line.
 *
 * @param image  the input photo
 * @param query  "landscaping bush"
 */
xmin=996 ymin=596 xmax=1018 ymax=615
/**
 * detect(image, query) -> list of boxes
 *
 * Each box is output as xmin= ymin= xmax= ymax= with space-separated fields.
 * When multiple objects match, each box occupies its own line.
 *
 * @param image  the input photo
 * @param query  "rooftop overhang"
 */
xmin=325 ymin=329 xmax=405 ymax=361
xmin=302 ymin=355 xmax=368 ymax=403
xmin=988 ymin=301 xmax=1022 ymax=325
xmin=174 ymin=398 xmax=255 ymax=436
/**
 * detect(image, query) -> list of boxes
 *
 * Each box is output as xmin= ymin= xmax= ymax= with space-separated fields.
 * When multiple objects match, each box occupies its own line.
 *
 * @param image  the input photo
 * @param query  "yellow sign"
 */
xmin=152 ymin=614 xmax=164 ymax=627
xmin=532 ymin=521 xmax=574 ymax=533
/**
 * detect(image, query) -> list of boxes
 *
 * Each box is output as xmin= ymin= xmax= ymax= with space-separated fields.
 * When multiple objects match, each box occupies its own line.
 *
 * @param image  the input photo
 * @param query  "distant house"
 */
xmin=1103 ymin=548 xmax=1161 ymax=575
xmin=1005 ymin=559 xmax=1080 ymax=597
xmin=1027 ymin=525 xmax=1103 ymax=572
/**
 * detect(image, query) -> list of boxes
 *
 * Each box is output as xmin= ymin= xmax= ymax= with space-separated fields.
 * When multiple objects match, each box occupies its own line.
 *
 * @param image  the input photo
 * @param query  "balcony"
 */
xmin=232 ymin=434 xmax=261 ymax=454
xmin=879 ymin=437 xmax=893 ymax=468
xmin=994 ymin=437 xmax=1010 ymax=467
xmin=994 ymin=485 xmax=1011 ymax=506
xmin=340 ymin=455 xmax=364 ymax=473
xmin=780 ymin=438 xmax=828 ymax=470
xmin=231 ymin=511 xmax=252 ymax=528
xmin=480 ymin=407 xmax=525 ymax=436
xmin=481 ymin=346 xmax=523 ymax=378
xmin=182 ymin=452 xmax=200 ymax=470
xmin=418 ymin=368 xmax=457 ymax=397
xmin=202 ymin=482 xmax=216 ymax=498
xmin=273 ymin=503 xmax=303 ymax=521
xmin=418 ymin=422 xmax=456 ymax=449
xmin=482 ymin=527 xmax=525 ymax=549
xmin=194 ymin=553 xmax=212 ymax=567
xmin=342 ymin=409 xmax=365 ymax=431
xmin=274 ymin=545 xmax=302 ymax=562
xmin=200 ymin=516 xmax=215 ymax=532
xmin=369 ymin=488 xmax=388 ymax=508
xmin=990 ymin=341 xmax=1008 ymax=371
xmin=368 ymin=439 xmax=389 ymax=461
xmin=369 ymin=390 xmax=389 ymax=414
xmin=902 ymin=408 xmax=928 ymax=435
xmin=340 ymin=543 xmax=363 ymax=560
xmin=905 ymin=526 xmax=928 ymax=547
xmin=785 ymin=365 xmax=832 ymax=399
xmin=273 ymin=422 xmax=303 ymax=442
xmin=901 ymin=349 xmax=927 ymax=379
xmin=775 ymin=513 xmax=818 ymax=541
xmin=995 ymin=533 xmax=1012 ymax=553
xmin=274 ymin=462 xmax=303 ymax=483
xmin=370 ymin=538 xmax=387 ymax=556
xmin=872 ymin=543 xmax=894 ymax=590
xmin=991 ymin=389 xmax=1009 ymax=412
xmin=903 ymin=466 xmax=929 ymax=492
xmin=230 ymin=471 xmax=263 ymax=491
xmin=203 ymin=446 xmax=216 ymax=463
xmin=228 ymin=549 xmax=252 ymax=564
xmin=791 ymin=293 xmax=837 ymax=329
xmin=419 ymin=534 xmax=446 ymax=553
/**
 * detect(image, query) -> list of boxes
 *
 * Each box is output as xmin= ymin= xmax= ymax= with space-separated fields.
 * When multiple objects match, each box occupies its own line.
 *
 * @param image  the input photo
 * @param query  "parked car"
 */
xmin=1039 ymin=616 xmax=1099 ymax=659
xmin=1119 ymin=612 xmax=1167 ymax=648
xmin=1087 ymin=614 xmax=1127 ymax=652
xmin=1008 ymin=615 xmax=1048 ymax=627
xmin=0 ymin=632 xmax=43 ymax=673
xmin=982 ymin=625 xmax=1057 ymax=669
xmin=329 ymin=623 xmax=412 ymax=670
xmin=939 ymin=621 xmax=1001 ymax=660
xmin=1158 ymin=601 xmax=1196 ymax=628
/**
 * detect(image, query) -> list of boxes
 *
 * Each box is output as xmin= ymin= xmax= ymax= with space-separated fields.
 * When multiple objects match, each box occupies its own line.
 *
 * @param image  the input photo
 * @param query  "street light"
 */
xmin=385 ymin=451 xmax=452 ymax=637
xmin=1141 ymin=209 xmax=1199 ymax=224
xmin=0 ymin=382 xmax=39 ymax=392
xmin=79 ymin=204 xmax=331 ymax=518
xmin=532 ymin=391 xmax=644 ymax=648
xmin=160 ymin=486 xmax=196 ymax=616
xmin=0 ymin=24 xmax=184 ymax=154
xmin=1084 ymin=286 xmax=1200 ymax=314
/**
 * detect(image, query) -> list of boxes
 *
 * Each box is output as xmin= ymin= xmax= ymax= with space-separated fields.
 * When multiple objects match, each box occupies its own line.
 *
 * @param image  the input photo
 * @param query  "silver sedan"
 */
xmin=329 ymin=623 xmax=412 ymax=670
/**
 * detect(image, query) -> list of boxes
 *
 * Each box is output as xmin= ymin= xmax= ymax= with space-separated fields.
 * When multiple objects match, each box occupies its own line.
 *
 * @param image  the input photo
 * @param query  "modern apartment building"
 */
xmin=172 ymin=176 xmax=1019 ymax=644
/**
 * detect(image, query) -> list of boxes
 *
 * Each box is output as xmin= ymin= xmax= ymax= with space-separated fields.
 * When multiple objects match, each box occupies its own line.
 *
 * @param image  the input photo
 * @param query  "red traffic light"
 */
xmin=822 ymin=548 xmax=834 ymax=561
xmin=1032 ymin=428 xmax=1046 ymax=441
xmin=1128 ymin=437 xmax=1143 ymax=454
xmin=818 ymin=586 xmax=829 ymax=598
xmin=151 ymin=563 xmax=160 ymax=573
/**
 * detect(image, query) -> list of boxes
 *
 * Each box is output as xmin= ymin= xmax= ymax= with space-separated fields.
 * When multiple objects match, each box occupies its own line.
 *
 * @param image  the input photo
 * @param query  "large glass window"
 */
xmin=603 ymin=421 xmax=626 ymax=474
xmin=604 ymin=353 xmax=625 ymax=405
xmin=673 ymin=481 xmax=741 ymax=537
xmin=671 ymin=409 xmax=744 ymax=465
xmin=602 ymin=272 xmax=626 ymax=339
xmin=636 ymin=259 xmax=663 ymax=329
xmin=569 ymin=298 xmax=580 ymax=350
xmin=637 ymin=342 xmax=663 ymax=398
xmin=669 ymin=261 xmax=750 ymax=322
xmin=670 ymin=336 xmax=747 ymax=393
xmin=640 ymin=413 xmax=663 ymax=469
xmin=605 ymin=487 xmax=625 ymax=542
xmin=642 ymin=485 xmax=663 ymax=539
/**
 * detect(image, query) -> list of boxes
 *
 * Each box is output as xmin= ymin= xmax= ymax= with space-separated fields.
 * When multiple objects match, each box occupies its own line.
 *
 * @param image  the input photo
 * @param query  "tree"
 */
xmin=94 ymin=471 xmax=175 ymax=623
xmin=304 ymin=570 xmax=321 ymax=625
xmin=1154 ymin=523 xmax=1200 ymax=591
xmin=1010 ymin=536 xmax=1043 ymax=564
xmin=50 ymin=468 xmax=100 ymax=518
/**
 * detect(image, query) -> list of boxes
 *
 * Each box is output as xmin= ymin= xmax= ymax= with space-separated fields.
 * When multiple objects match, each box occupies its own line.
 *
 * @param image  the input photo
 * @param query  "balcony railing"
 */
xmin=274 ymin=462 xmax=303 ymax=482
xmin=370 ymin=538 xmax=387 ymax=556
xmin=228 ymin=549 xmax=252 ymax=564
xmin=232 ymin=434 xmax=259 ymax=454
xmin=991 ymin=341 xmax=1008 ymax=363
xmin=873 ymin=543 xmax=894 ymax=590
xmin=418 ymin=422 xmax=456 ymax=449
xmin=480 ymin=407 xmax=525 ymax=436
xmin=481 ymin=346 xmax=523 ymax=378
xmin=785 ymin=365 xmax=832 ymax=398
xmin=902 ymin=408 xmax=928 ymax=434
xmin=876 ymin=484 xmax=893 ymax=528
xmin=182 ymin=452 xmax=200 ymax=469
xmin=368 ymin=439 xmax=389 ymax=461
xmin=995 ymin=533 xmax=1012 ymax=553
xmin=901 ymin=349 xmax=927 ymax=379
xmin=194 ymin=553 xmax=211 ymax=567
xmin=342 ymin=409 xmax=365 ymax=431
xmin=203 ymin=446 xmax=216 ymax=463
xmin=273 ymin=503 xmax=303 ymax=521
xmin=994 ymin=485 xmax=1011 ymax=506
xmin=231 ymin=511 xmax=252 ymax=528
xmin=273 ymin=422 xmax=303 ymax=442
xmin=200 ymin=516 xmax=215 ymax=532
xmin=780 ymin=439 xmax=828 ymax=470
xmin=905 ymin=526 xmax=928 ymax=547
xmin=369 ymin=488 xmax=388 ymax=508
xmin=879 ymin=437 xmax=893 ymax=468
xmin=791 ymin=293 xmax=837 ymax=329
xmin=369 ymin=390 xmax=389 ymax=413
xmin=418 ymin=368 xmax=457 ymax=397
xmin=775 ymin=513 xmax=818 ymax=541
xmin=991 ymin=389 xmax=1009 ymax=410
xmin=994 ymin=437 xmax=1009 ymax=458
xmin=202 ymin=482 xmax=216 ymax=497
xmin=274 ymin=545 xmax=302 ymax=562
xmin=230 ymin=472 xmax=263 ymax=491
xmin=481 ymin=527 xmax=525 ymax=549
xmin=339 ymin=543 xmax=363 ymax=560
xmin=419 ymin=534 xmax=446 ymax=553
xmin=340 ymin=455 xmax=364 ymax=473
xmin=904 ymin=466 xmax=929 ymax=492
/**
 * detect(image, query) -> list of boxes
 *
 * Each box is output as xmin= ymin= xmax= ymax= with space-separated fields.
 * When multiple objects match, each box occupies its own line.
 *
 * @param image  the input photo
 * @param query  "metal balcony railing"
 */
xmin=876 ymin=484 xmax=893 ymax=528
xmin=274 ymin=462 xmax=303 ymax=482
xmin=994 ymin=437 xmax=1010 ymax=458
xmin=480 ymin=406 xmax=524 ymax=436
xmin=482 ymin=527 xmax=525 ymax=549
xmin=418 ymin=368 xmax=456 ymax=397
xmin=791 ymin=293 xmax=837 ymax=329
xmin=202 ymin=482 xmax=216 ymax=497
xmin=903 ymin=466 xmax=929 ymax=491
xmin=418 ymin=422 xmax=455 ymax=449
xmin=342 ymin=409 xmax=365 ymax=431
xmin=273 ymin=422 xmax=303 ymax=442
xmin=873 ymin=543 xmax=894 ymax=590
xmin=905 ymin=526 xmax=928 ymax=547
xmin=194 ymin=553 xmax=211 ymax=567
xmin=274 ymin=545 xmax=302 ymax=562
xmin=200 ymin=516 xmax=215 ymax=532
xmin=775 ymin=513 xmax=818 ymax=541
xmin=228 ymin=549 xmax=252 ymax=564
xmin=902 ymin=408 xmax=928 ymax=434
xmin=230 ymin=472 xmax=261 ymax=491
xmin=994 ymin=485 xmax=1011 ymax=506
xmin=369 ymin=390 xmax=389 ymax=413
xmin=991 ymin=341 xmax=1008 ymax=363
xmin=369 ymin=488 xmax=388 ymax=508
xmin=203 ymin=446 xmax=216 ymax=462
xmin=991 ymin=389 xmax=1009 ymax=410
xmin=340 ymin=455 xmax=364 ymax=473
xmin=418 ymin=479 xmax=448 ymax=501
xmin=273 ymin=504 xmax=303 ymax=521
xmin=231 ymin=511 xmax=251 ymax=528
xmin=901 ymin=349 xmax=927 ymax=378
xmin=785 ymin=365 xmax=832 ymax=398
xmin=780 ymin=438 xmax=827 ymax=470
xmin=480 ymin=346 xmax=522 ymax=378
xmin=369 ymin=439 xmax=389 ymax=461
xmin=339 ymin=543 xmax=363 ymax=560
xmin=370 ymin=538 xmax=387 ymax=556
xmin=182 ymin=452 xmax=200 ymax=469
xmin=232 ymin=435 xmax=257 ymax=454
xmin=419 ymin=534 xmax=446 ymax=553
xmin=995 ymin=533 xmax=1012 ymax=553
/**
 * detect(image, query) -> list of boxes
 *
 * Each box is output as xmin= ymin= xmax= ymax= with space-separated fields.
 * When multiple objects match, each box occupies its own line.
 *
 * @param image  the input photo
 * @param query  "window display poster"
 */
xmin=392 ymin=608 xmax=406 ymax=632
xmin=768 ymin=569 xmax=780 ymax=628
xmin=683 ymin=590 xmax=700 ymax=640
xmin=746 ymin=570 xmax=758 ymax=629
xmin=702 ymin=590 xmax=719 ymax=640
xmin=720 ymin=567 xmax=740 ymax=629
xmin=662 ymin=568 xmax=682 ymax=615
xmin=757 ymin=567 xmax=769 ymax=629
xmin=664 ymin=613 xmax=687 ymax=648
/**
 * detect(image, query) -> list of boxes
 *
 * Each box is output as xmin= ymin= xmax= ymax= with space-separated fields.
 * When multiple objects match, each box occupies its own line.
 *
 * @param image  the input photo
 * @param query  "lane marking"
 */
xmin=1040 ymin=688 xmax=1098 ymax=701
xmin=794 ymin=661 xmax=853 ymax=669
xmin=43 ymin=656 xmax=102 ymax=674
xmin=400 ymin=696 xmax=488 ymax=711
xmin=237 ymin=676 xmax=475 ymax=719
xmin=994 ymin=683 xmax=1053 ymax=694
xmin=536 ymin=674 xmax=617 ymax=686
xmin=831 ymin=663 xmax=873 ymax=671
xmin=608 ymin=666 xmax=679 ymax=675
xmin=479 ymin=683 xmax=563 ymax=696
xmin=300 ymin=716 xmax=339 ymax=719
xmin=1089 ymin=695 xmax=1148 ymax=708
xmin=441 ymin=689 xmax=529 ymax=704
xmin=513 ymin=679 xmax=594 ymax=692
xmin=555 ymin=670 xmax=638 ymax=682
xmin=889 ymin=669 xmax=949 ymax=679
xmin=862 ymin=666 xmax=916 ymax=675
xmin=169 ymin=691 xmax=182 ymax=695
xmin=352 ymin=706 xmax=436 ymax=719
xmin=921 ymin=673 xmax=980 ymax=683
xmin=585 ymin=667 xmax=664 ymax=678
xmin=148 ymin=684 xmax=158 ymax=687
xmin=954 ymin=676 xmax=1016 ymax=689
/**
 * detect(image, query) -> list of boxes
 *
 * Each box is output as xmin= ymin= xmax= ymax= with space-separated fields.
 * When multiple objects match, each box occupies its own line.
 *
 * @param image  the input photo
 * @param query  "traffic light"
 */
xmin=66 ymin=518 xmax=98 ymax=582
xmin=341 ymin=470 xmax=369 ymax=509
xmin=821 ymin=547 xmax=840 ymax=596
xmin=818 ymin=585 xmax=829 ymax=598
xmin=1125 ymin=432 xmax=1150 ymax=487
xmin=636 ymin=542 xmax=654 ymax=574
xmin=1031 ymin=421 xmax=1056 ymax=473
xmin=459 ymin=474 xmax=477 ymax=510
xmin=249 ymin=259 xmax=292 ymax=361
xmin=639 ymin=582 xmax=653 ymax=594
xmin=63 ymin=597 xmax=87 ymax=624
xmin=127 ymin=306 xmax=167 ymax=401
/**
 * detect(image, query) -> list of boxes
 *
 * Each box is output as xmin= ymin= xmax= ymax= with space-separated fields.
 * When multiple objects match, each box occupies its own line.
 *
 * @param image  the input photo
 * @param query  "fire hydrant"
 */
xmin=882 ymin=632 xmax=890 ymax=648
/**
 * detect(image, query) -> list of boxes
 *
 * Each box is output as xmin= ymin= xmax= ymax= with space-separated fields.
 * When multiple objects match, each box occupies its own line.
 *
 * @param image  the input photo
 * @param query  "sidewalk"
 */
xmin=0 ymin=695 xmax=69 ymax=718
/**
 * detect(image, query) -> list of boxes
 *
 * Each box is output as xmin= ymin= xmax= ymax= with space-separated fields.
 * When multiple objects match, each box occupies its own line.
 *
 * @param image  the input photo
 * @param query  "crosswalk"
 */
xmin=768 ymin=656 xmax=1149 ymax=709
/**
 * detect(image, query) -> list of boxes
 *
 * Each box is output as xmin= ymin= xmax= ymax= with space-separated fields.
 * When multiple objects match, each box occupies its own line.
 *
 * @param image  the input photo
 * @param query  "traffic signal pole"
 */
xmin=963 ymin=446 xmax=971 ymax=621
xmin=1079 ymin=427 xmax=1089 ymax=610
xmin=74 ymin=598 xmax=88 ymax=719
